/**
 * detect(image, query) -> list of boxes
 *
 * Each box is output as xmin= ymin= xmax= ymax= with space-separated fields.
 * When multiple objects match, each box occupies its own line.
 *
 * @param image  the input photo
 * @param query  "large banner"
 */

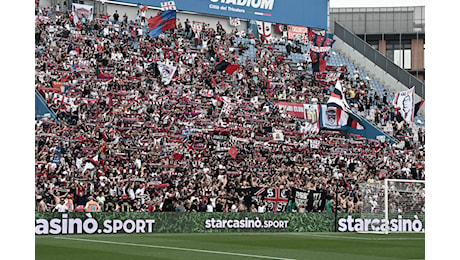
xmin=264 ymin=188 xmax=289 ymax=212
xmin=276 ymin=102 xmax=306 ymax=119
xmin=287 ymin=25 xmax=308 ymax=41
xmin=393 ymin=87 xmax=415 ymax=123
xmin=72 ymin=3 xmax=94 ymax=23
xmin=191 ymin=21 xmax=206 ymax=33
xmin=111 ymin=0 xmax=328 ymax=29
xmin=293 ymin=189 xmax=327 ymax=211
xmin=256 ymin=21 xmax=272 ymax=43
xmin=303 ymin=104 xmax=320 ymax=133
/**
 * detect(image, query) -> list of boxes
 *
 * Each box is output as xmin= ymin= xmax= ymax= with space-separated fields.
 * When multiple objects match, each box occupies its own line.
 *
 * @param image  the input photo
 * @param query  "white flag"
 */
xmin=250 ymin=96 xmax=260 ymax=108
xmin=256 ymin=21 xmax=272 ymax=43
xmin=393 ymin=87 xmax=415 ymax=123
xmin=221 ymin=102 xmax=234 ymax=116
xmin=72 ymin=3 xmax=94 ymax=24
xmin=229 ymin=17 xmax=241 ymax=27
xmin=161 ymin=1 xmax=176 ymax=11
xmin=157 ymin=62 xmax=177 ymax=85
xmin=273 ymin=130 xmax=284 ymax=141
xmin=310 ymin=139 xmax=320 ymax=149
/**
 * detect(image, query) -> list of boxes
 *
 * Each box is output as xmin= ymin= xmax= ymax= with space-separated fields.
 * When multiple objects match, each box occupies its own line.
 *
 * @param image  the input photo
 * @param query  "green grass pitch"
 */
xmin=35 ymin=232 xmax=425 ymax=260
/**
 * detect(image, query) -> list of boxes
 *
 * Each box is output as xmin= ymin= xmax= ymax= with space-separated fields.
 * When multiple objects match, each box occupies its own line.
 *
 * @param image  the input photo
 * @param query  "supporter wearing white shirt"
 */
xmin=257 ymin=203 xmax=266 ymax=213
xmin=135 ymin=185 xmax=146 ymax=204
xmin=127 ymin=187 xmax=135 ymax=200
xmin=206 ymin=202 xmax=214 ymax=212
xmin=109 ymin=185 xmax=117 ymax=197
xmin=75 ymin=153 xmax=83 ymax=170
xmin=53 ymin=199 xmax=68 ymax=212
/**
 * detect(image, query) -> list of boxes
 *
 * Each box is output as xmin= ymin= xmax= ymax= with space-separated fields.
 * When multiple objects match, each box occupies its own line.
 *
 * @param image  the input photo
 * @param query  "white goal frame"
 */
xmin=383 ymin=179 xmax=425 ymax=234
xmin=358 ymin=179 xmax=425 ymax=234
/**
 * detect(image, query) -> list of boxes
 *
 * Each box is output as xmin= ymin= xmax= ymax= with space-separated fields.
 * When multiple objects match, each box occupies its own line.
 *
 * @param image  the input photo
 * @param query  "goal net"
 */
xmin=358 ymin=179 xmax=425 ymax=234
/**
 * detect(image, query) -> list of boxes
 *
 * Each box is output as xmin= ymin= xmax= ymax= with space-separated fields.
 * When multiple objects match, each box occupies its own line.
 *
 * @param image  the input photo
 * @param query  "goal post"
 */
xmin=358 ymin=179 xmax=425 ymax=234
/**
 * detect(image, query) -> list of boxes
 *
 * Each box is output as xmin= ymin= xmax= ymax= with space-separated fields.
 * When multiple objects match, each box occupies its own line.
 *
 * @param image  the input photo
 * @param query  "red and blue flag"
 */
xmin=147 ymin=10 xmax=176 ymax=38
xmin=309 ymin=30 xmax=335 ymax=72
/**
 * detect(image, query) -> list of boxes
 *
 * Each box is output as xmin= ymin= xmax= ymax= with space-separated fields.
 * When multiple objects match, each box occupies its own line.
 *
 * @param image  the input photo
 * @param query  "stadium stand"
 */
xmin=35 ymin=3 xmax=424 ymax=214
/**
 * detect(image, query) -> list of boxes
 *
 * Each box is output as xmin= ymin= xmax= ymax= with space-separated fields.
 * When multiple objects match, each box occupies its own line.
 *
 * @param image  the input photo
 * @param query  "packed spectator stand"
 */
xmin=35 ymin=5 xmax=425 ymax=215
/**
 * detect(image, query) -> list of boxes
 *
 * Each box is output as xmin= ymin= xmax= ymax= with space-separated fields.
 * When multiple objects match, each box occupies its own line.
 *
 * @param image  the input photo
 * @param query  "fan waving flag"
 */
xmin=256 ymin=21 xmax=272 ymax=44
xmin=138 ymin=3 xmax=148 ymax=12
xmin=309 ymin=30 xmax=335 ymax=72
xmin=327 ymin=79 xmax=350 ymax=111
xmin=229 ymin=17 xmax=241 ymax=27
xmin=157 ymin=62 xmax=177 ymax=85
xmin=393 ymin=87 xmax=416 ymax=123
xmin=346 ymin=114 xmax=365 ymax=130
xmin=225 ymin=64 xmax=240 ymax=75
xmin=414 ymin=99 xmax=425 ymax=115
xmin=173 ymin=152 xmax=182 ymax=161
xmin=327 ymin=79 xmax=365 ymax=129
xmin=148 ymin=10 xmax=176 ymax=38
xmin=82 ymin=154 xmax=100 ymax=174
xmin=215 ymin=60 xmax=240 ymax=75
xmin=228 ymin=146 xmax=238 ymax=159
xmin=221 ymin=101 xmax=235 ymax=116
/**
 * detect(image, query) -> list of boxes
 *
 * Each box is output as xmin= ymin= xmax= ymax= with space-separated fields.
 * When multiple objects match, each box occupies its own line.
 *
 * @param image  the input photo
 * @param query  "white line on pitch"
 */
xmin=53 ymin=237 xmax=296 ymax=260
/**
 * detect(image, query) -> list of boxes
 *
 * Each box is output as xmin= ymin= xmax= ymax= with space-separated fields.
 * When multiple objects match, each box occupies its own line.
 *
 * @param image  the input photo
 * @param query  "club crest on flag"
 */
xmin=161 ymin=1 xmax=176 ymax=11
xmin=326 ymin=107 xmax=338 ymax=127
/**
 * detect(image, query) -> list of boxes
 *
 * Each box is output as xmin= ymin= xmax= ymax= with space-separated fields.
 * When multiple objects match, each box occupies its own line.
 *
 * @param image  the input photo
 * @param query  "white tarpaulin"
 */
xmin=157 ymin=62 xmax=177 ymax=85
xmin=72 ymin=3 xmax=93 ymax=23
xmin=393 ymin=87 xmax=415 ymax=123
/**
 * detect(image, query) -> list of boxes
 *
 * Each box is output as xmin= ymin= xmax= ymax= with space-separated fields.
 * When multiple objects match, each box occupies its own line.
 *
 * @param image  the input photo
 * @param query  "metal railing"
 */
xmin=333 ymin=22 xmax=425 ymax=99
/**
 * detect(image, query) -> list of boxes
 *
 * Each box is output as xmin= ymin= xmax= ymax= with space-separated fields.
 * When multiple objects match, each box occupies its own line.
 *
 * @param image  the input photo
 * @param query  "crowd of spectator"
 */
xmin=35 ymin=5 xmax=425 ymax=214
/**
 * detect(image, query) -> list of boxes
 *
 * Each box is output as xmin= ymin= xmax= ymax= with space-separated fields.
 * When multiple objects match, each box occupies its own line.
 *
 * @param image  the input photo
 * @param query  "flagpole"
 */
xmin=334 ymin=173 xmax=339 ymax=232
xmin=334 ymin=151 xmax=343 ymax=233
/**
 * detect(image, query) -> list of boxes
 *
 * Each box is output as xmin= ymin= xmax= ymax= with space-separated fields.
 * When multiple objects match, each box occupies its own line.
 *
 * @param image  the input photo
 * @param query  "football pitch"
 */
xmin=35 ymin=232 xmax=425 ymax=260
